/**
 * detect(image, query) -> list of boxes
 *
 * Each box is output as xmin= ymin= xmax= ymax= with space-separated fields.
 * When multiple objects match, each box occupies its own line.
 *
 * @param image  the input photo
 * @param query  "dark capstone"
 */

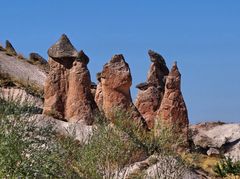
xmin=48 ymin=34 xmax=78 ymax=59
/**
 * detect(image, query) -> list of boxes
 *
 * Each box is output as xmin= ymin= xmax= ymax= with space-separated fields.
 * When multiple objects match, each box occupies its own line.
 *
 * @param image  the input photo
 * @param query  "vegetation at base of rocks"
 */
xmin=0 ymin=73 xmax=44 ymax=98
xmin=0 ymin=98 xmax=189 ymax=178
xmin=213 ymin=157 xmax=240 ymax=177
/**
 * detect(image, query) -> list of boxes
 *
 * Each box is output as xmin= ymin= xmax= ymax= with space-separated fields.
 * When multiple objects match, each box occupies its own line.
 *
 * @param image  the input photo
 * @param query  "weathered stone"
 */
xmin=207 ymin=148 xmax=220 ymax=156
xmin=31 ymin=114 xmax=93 ymax=143
xmin=0 ymin=87 xmax=43 ymax=108
xmin=100 ymin=54 xmax=147 ymax=128
xmin=90 ymin=82 xmax=97 ymax=98
xmin=29 ymin=52 xmax=47 ymax=64
xmin=5 ymin=40 xmax=17 ymax=56
xmin=43 ymin=35 xmax=97 ymax=124
xmin=190 ymin=122 xmax=240 ymax=149
xmin=48 ymin=34 xmax=78 ymax=59
xmin=135 ymin=50 xmax=169 ymax=129
xmin=156 ymin=62 xmax=189 ymax=143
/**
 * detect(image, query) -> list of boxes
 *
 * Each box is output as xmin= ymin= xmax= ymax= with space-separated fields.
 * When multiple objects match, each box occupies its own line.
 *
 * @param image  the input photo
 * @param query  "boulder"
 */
xmin=31 ymin=114 xmax=93 ymax=143
xmin=190 ymin=122 xmax=240 ymax=161
xmin=191 ymin=123 xmax=240 ymax=148
xmin=135 ymin=50 xmax=169 ymax=129
xmin=206 ymin=148 xmax=220 ymax=156
xmin=43 ymin=34 xmax=97 ymax=124
xmin=100 ymin=54 xmax=147 ymax=128
xmin=5 ymin=40 xmax=17 ymax=56
xmin=156 ymin=62 xmax=189 ymax=143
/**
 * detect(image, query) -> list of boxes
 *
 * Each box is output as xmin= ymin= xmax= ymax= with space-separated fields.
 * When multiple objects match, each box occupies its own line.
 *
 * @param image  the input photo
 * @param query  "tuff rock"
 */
xmin=43 ymin=34 xmax=97 ymax=124
xmin=135 ymin=50 xmax=169 ymax=129
xmin=100 ymin=54 xmax=147 ymax=128
xmin=156 ymin=62 xmax=189 ymax=143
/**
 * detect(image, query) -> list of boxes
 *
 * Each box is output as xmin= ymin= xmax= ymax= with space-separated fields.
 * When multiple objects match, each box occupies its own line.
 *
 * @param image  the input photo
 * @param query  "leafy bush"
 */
xmin=213 ymin=157 xmax=240 ymax=177
xmin=0 ymin=97 xmax=187 ymax=178
xmin=0 ymin=98 xmax=75 ymax=178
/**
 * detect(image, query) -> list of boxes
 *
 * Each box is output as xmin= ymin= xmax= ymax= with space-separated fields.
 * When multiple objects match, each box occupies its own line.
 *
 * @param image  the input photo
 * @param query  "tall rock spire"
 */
xmin=100 ymin=54 xmax=147 ymax=129
xmin=156 ymin=61 xmax=189 ymax=144
xmin=43 ymin=34 xmax=97 ymax=124
xmin=135 ymin=50 xmax=169 ymax=129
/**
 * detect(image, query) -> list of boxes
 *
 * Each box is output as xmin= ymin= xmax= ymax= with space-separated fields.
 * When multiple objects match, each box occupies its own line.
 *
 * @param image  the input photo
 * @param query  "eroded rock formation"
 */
xmin=156 ymin=62 xmax=189 ymax=142
xmin=5 ymin=40 xmax=17 ymax=56
xmin=100 ymin=54 xmax=147 ymax=128
xmin=135 ymin=50 xmax=169 ymax=129
xmin=29 ymin=52 xmax=47 ymax=65
xmin=43 ymin=34 xmax=97 ymax=124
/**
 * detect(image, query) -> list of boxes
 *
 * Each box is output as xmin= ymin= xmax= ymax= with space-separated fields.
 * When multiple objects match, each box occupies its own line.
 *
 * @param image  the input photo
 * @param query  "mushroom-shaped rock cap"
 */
xmin=48 ymin=34 xmax=78 ymax=59
xmin=148 ymin=50 xmax=166 ymax=65
xmin=77 ymin=50 xmax=89 ymax=64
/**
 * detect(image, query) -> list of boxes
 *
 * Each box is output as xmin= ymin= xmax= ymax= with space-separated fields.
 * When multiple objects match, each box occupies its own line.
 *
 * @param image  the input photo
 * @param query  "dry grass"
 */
xmin=0 ymin=72 xmax=43 ymax=98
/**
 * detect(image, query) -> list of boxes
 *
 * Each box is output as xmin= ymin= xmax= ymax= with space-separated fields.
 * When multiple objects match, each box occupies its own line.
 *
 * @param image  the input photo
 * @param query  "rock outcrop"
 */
xmin=29 ymin=52 xmax=48 ymax=65
xmin=0 ymin=87 xmax=43 ymax=108
xmin=191 ymin=122 xmax=240 ymax=161
xmin=156 ymin=62 xmax=189 ymax=143
xmin=100 ymin=54 xmax=147 ymax=128
xmin=135 ymin=50 xmax=169 ymax=129
xmin=43 ymin=34 xmax=97 ymax=124
xmin=0 ymin=51 xmax=46 ymax=90
xmin=5 ymin=40 xmax=17 ymax=56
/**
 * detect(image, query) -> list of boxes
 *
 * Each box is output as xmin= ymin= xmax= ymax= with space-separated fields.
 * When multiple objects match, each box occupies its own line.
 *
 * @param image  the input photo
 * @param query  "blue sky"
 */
xmin=0 ymin=1 xmax=239 ymax=124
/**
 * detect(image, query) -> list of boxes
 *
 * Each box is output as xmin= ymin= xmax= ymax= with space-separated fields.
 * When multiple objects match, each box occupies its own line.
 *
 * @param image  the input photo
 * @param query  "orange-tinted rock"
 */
xmin=43 ymin=34 xmax=97 ymax=124
xmin=157 ymin=62 xmax=189 ymax=142
xmin=100 ymin=54 xmax=147 ymax=127
xmin=135 ymin=50 xmax=169 ymax=129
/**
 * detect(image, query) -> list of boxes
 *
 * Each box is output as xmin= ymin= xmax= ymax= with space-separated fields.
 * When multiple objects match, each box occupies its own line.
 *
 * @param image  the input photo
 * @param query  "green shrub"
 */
xmin=213 ymin=157 xmax=240 ymax=177
xmin=0 ymin=97 xmax=186 ymax=178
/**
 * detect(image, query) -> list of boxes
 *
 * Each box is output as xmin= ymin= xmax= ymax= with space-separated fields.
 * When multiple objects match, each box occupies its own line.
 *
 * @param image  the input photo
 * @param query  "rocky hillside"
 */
xmin=0 ymin=36 xmax=239 ymax=178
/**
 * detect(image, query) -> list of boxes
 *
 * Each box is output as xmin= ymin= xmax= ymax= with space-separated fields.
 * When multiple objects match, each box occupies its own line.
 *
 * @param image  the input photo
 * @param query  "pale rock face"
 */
xmin=190 ymin=122 xmax=240 ymax=161
xmin=156 ymin=62 xmax=189 ymax=142
xmin=135 ymin=50 xmax=169 ymax=129
xmin=43 ymin=34 xmax=97 ymax=124
xmin=100 ymin=54 xmax=147 ymax=128
xmin=0 ymin=87 xmax=43 ymax=108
